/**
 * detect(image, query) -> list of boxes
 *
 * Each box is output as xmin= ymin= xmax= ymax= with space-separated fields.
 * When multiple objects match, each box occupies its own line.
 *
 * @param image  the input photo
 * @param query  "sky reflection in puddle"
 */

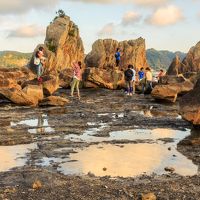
xmin=59 ymin=128 xmax=199 ymax=177
xmin=0 ymin=143 xmax=37 ymax=172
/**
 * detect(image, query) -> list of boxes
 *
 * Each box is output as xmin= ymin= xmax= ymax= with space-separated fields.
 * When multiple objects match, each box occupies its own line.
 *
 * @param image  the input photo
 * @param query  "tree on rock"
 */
xmin=56 ymin=9 xmax=66 ymax=18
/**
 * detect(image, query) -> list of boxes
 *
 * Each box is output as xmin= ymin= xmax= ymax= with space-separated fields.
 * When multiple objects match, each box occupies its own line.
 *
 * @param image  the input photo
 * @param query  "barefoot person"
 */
xmin=71 ymin=61 xmax=82 ymax=100
xmin=124 ymin=64 xmax=134 ymax=96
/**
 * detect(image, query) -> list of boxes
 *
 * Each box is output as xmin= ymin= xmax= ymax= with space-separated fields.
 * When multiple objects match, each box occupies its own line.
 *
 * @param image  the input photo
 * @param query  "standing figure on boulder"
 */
xmin=34 ymin=50 xmax=45 ymax=84
xmin=115 ymin=48 xmax=121 ymax=67
xmin=124 ymin=65 xmax=134 ymax=96
xmin=71 ymin=61 xmax=82 ymax=100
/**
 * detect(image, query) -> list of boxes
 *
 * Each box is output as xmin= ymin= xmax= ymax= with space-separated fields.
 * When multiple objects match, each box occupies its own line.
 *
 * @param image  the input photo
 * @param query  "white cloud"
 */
xmin=7 ymin=24 xmax=45 ymax=38
xmin=0 ymin=0 xmax=59 ymax=15
xmin=67 ymin=0 xmax=172 ymax=6
xmin=98 ymin=23 xmax=115 ymax=37
xmin=147 ymin=5 xmax=184 ymax=26
xmin=121 ymin=11 xmax=141 ymax=26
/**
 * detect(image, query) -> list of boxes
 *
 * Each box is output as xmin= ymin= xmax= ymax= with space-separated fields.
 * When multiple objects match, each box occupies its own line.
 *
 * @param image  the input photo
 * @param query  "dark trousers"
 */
xmin=116 ymin=59 xmax=120 ymax=67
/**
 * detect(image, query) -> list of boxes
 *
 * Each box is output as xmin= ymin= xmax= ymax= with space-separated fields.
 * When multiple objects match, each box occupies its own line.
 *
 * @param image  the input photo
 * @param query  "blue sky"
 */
xmin=0 ymin=0 xmax=199 ymax=53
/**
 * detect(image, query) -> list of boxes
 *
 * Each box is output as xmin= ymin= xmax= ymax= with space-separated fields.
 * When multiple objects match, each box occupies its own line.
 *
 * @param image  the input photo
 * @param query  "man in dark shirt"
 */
xmin=124 ymin=65 xmax=134 ymax=96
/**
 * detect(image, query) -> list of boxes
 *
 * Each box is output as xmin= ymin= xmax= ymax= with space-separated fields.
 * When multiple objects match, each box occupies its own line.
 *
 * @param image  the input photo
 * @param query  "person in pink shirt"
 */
xmin=70 ymin=61 xmax=82 ymax=100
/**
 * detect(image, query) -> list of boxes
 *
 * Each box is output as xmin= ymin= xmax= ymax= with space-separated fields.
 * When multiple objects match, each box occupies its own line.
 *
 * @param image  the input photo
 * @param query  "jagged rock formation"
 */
xmin=85 ymin=37 xmax=148 ymax=71
xmin=29 ymin=15 xmax=84 ymax=75
xmin=166 ymin=55 xmax=187 ymax=76
xmin=84 ymin=38 xmax=147 ymax=89
xmin=179 ymin=78 xmax=200 ymax=125
xmin=167 ymin=41 xmax=200 ymax=75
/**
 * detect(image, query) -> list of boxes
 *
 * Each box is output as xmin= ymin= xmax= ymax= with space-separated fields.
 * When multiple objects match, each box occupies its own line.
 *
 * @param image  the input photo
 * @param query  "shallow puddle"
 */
xmin=0 ymin=143 xmax=37 ymax=172
xmin=59 ymin=129 xmax=198 ymax=177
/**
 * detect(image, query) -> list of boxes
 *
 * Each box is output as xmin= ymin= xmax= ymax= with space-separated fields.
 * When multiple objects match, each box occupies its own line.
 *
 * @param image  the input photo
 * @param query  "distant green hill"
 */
xmin=0 ymin=51 xmax=32 ymax=68
xmin=146 ymin=48 xmax=186 ymax=71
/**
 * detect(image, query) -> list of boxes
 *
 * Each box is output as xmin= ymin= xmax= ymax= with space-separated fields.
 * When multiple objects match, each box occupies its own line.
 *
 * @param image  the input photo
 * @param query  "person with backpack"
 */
xmin=115 ymin=48 xmax=121 ymax=67
xmin=124 ymin=64 xmax=134 ymax=96
xmin=70 ymin=61 xmax=82 ymax=100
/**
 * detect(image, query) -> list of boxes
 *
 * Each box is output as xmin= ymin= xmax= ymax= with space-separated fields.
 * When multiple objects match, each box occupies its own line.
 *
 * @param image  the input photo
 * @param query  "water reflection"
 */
xmin=11 ymin=114 xmax=55 ymax=134
xmin=59 ymin=128 xmax=198 ymax=177
xmin=0 ymin=143 xmax=37 ymax=172
xmin=59 ymin=143 xmax=198 ymax=177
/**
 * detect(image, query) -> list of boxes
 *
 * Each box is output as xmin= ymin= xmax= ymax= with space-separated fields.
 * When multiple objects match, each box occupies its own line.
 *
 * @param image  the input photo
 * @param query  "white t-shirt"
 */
xmin=131 ymin=69 xmax=136 ymax=81
xmin=34 ymin=57 xmax=40 ymax=65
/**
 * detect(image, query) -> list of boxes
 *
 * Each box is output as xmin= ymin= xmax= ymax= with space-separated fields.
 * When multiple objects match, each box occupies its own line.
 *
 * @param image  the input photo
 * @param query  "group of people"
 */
xmin=116 ymin=48 xmax=165 ymax=96
xmin=124 ymin=66 xmax=153 ymax=96
xmin=31 ymin=46 xmax=165 ymax=100
xmin=31 ymin=47 xmax=82 ymax=99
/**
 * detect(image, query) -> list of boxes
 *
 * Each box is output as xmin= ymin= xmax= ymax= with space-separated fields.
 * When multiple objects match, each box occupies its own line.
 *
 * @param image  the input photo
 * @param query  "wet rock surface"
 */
xmin=0 ymin=89 xmax=199 ymax=199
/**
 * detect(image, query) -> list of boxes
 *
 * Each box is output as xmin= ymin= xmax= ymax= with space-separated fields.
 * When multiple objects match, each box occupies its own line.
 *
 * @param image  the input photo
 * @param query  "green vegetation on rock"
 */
xmin=147 ymin=48 xmax=186 ymax=71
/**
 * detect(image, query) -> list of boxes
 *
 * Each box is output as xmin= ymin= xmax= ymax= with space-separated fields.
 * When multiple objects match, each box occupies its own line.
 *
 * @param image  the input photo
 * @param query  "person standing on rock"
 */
xmin=115 ymin=48 xmax=121 ymax=67
xmin=34 ymin=50 xmax=45 ymax=84
xmin=71 ymin=61 xmax=82 ymax=100
xmin=124 ymin=65 xmax=134 ymax=96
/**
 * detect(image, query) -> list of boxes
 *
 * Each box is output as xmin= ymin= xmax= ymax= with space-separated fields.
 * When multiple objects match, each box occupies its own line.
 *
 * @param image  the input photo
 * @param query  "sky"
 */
xmin=0 ymin=0 xmax=200 ymax=53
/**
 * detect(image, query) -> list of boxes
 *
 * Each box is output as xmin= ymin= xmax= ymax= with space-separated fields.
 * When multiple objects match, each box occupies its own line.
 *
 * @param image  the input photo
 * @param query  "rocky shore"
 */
xmin=0 ymin=89 xmax=199 ymax=200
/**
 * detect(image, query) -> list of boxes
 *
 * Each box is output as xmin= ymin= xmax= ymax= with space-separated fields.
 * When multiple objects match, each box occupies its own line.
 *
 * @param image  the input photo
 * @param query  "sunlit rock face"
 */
xmin=31 ymin=16 xmax=85 ymax=74
xmin=85 ymin=37 xmax=148 ymax=71
xmin=167 ymin=41 xmax=200 ymax=75
xmin=84 ymin=37 xmax=148 ymax=89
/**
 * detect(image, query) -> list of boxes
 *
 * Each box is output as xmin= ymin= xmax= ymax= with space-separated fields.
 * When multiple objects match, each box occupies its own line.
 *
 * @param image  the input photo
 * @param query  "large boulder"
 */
xmin=167 ymin=41 xmax=200 ymax=75
xmin=0 ymin=67 xmax=35 ymax=86
xmin=179 ymin=79 xmax=200 ymax=125
xmin=23 ymin=85 xmax=44 ymax=102
xmin=85 ymin=67 xmax=125 ymax=90
xmin=42 ymin=75 xmax=59 ymax=96
xmin=0 ymin=79 xmax=21 ymax=90
xmin=29 ymin=16 xmax=84 ymax=75
xmin=0 ymin=88 xmax=38 ymax=106
xmin=151 ymin=76 xmax=194 ymax=102
xmin=39 ymin=96 xmax=70 ymax=106
xmin=59 ymin=68 xmax=73 ymax=88
xmin=85 ymin=37 xmax=148 ymax=71
xmin=151 ymin=85 xmax=178 ymax=103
